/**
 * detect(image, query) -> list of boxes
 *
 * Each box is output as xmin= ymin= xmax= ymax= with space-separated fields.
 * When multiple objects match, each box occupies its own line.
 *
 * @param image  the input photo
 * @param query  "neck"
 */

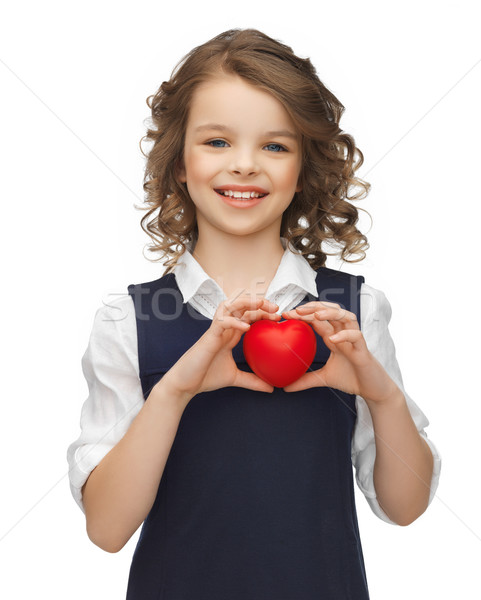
xmin=191 ymin=229 xmax=286 ymax=300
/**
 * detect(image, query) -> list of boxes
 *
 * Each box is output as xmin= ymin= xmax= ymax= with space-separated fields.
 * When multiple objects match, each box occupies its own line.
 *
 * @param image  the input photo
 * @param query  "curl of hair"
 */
xmin=136 ymin=28 xmax=371 ymax=275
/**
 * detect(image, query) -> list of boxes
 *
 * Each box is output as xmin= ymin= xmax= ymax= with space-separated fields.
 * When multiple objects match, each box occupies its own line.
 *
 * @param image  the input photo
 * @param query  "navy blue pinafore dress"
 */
xmin=126 ymin=265 xmax=369 ymax=600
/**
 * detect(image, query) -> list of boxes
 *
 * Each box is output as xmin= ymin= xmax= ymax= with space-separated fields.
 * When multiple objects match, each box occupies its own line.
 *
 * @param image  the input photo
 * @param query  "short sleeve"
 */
xmin=66 ymin=294 xmax=145 ymax=514
xmin=352 ymin=283 xmax=442 ymax=525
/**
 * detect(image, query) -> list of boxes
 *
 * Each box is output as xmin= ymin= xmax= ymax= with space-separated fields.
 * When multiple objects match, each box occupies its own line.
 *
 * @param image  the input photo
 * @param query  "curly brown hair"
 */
xmin=137 ymin=28 xmax=371 ymax=275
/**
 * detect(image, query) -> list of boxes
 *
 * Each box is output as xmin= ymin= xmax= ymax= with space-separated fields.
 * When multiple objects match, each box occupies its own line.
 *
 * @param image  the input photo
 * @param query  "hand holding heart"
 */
xmin=160 ymin=292 xmax=281 ymax=403
xmin=281 ymin=301 xmax=400 ymax=403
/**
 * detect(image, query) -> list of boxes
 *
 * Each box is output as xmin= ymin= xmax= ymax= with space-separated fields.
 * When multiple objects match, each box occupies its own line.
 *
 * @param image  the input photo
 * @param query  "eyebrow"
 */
xmin=194 ymin=123 xmax=298 ymax=140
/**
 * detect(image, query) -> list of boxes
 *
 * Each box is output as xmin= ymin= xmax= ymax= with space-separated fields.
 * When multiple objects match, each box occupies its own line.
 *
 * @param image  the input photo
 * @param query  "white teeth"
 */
xmin=218 ymin=190 xmax=264 ymax=199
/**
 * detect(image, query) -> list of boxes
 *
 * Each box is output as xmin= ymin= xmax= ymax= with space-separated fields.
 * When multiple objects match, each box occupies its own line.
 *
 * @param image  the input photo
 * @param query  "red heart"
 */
xmin=242 ymin=319 xmax=317 ymax=388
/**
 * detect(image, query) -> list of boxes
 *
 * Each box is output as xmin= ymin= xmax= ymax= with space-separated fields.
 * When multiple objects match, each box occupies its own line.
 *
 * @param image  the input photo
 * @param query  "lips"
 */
xmin=215 ymin=189 xmax=268 ymax=199
xmin=214 ymin=184 xmax=270 ymax=195
xmin=215 ymin=189 xmax=267 ymax=208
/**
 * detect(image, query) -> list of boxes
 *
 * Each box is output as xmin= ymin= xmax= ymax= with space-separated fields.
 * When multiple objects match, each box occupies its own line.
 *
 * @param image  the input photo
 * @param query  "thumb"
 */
xmin=233 ymin=370 xmax=275 ymax=393
xmin=283 ymin=369 xmax=328 ymax=393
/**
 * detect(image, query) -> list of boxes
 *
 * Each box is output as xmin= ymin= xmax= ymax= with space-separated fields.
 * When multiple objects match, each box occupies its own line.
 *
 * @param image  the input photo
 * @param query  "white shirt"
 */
xmin=67 ymin=238 xmax=441 ymax=525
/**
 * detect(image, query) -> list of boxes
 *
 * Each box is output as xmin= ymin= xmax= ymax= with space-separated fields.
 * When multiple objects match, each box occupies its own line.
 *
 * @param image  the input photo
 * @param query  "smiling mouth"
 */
xmin=215 ymin=189 xmax=268 ymax=199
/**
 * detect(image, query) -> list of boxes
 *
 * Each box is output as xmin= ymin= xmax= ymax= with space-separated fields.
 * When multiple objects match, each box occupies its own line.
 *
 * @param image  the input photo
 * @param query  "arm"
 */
xmin=82 ymin=380 xmax=190 ymax=553
xmin=351 ymin=284 xmax=442 ymax=525
xmin=282 ymin=285 xmax=441 ymax=526
xmin=73 ymin=293 xmax=278 ymax=552
xmin=364 ymin=386 xmax=434 ymax=526
xmin=66 ymin=297 xmax=189 ymax=552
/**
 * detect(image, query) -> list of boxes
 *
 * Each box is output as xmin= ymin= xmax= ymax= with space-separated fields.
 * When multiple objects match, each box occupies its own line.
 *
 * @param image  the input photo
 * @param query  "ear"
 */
xmin=295 ymin=178 xmax=302 ymax=194
xmin=175 ymin=157 xmax=186 ymax=184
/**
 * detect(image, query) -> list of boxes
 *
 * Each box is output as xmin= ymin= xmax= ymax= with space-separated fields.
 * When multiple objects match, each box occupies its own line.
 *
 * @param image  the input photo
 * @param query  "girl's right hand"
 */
xmin=160 ymin=292 xmax=281 ymax=405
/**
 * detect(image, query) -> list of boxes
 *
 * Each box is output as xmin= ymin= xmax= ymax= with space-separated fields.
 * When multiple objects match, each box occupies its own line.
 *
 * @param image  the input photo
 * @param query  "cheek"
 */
xmin=274 ymin=160 xmax=301 ymax=190
xmin=185 ymin=150 xmax=216 ymax=182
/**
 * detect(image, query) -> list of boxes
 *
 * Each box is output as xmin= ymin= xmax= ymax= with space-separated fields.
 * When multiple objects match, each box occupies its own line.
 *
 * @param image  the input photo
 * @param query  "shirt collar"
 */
xmin=173 ymin=237 xmax=318 ymax=305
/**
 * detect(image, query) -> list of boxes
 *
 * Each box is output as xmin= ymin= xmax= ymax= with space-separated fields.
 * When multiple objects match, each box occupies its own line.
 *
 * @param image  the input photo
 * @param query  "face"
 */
xmin=176 ymin=74 xmax=302 ymax=240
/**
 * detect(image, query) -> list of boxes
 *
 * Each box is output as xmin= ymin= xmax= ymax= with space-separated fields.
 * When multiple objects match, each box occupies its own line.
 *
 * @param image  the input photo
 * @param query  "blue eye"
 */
xmin=265 ymin=143 xmax=286 ymax=152
xmin=206 ymin=139 xmax=287 ymax=152
xmin=207 ymin=139 xmax=228 ymax=148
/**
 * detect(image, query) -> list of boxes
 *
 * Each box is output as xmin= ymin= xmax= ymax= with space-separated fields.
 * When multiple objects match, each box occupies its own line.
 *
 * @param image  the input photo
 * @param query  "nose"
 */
xmin=228 ymin=146 xmax=259 ymax=176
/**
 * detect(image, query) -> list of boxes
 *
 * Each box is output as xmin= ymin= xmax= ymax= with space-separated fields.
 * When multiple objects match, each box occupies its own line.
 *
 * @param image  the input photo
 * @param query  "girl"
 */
xmin=67 ymin=28 xmax=441 ymax=599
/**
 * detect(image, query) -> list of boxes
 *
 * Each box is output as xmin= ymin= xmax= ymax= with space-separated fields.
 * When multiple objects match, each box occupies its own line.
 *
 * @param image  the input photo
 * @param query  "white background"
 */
xmin=1 ymin=1 xmax=480 ymax=598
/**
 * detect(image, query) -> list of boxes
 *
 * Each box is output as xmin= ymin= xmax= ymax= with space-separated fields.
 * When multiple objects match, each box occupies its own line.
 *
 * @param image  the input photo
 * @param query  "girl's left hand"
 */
xmin=281 ymin=302 xmax=400 ymax=403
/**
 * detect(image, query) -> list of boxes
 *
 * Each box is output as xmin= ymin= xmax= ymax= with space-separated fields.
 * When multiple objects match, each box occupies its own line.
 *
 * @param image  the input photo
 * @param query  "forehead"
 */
xmin=186 ymin=75 xmax=298 ymax=134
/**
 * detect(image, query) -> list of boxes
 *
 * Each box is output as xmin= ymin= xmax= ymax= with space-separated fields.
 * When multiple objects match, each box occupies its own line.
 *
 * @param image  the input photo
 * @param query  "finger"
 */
xmin=233 ymin=370 xmax=275 ymax=393
xmin=314 ymin=307 xmax=359 ymax=329
xmin=293 ymin=300 xmax=342 ymax=311
xmin=224 ymin=296 xmax=278 ymax=319
xmin=311 ymin=316 xmax=336 ymax=336
xmin=282 ymin=303 xmax=351 ymax=322
xmin=295 ymin=302 xmax=356 ymax=322
xmin=281 ymin=310 xmax=336 ymax=335
xmin=211 ymin=314 xmax=252 ymax=337
xmin=223 ymin=291 xmax=277 ymax=311
xmin=222 ymin=294 xmax=264 ymax=317
xmin=240 ymin=309 xmax=282 ymax=323
xmin=283 ymin=368 xmax=328 ymax=392
xmin=313 ymin=310 xmax=344 ymax=335
xmin=328 ymin=328 xmax=367 ymax=350
xmin=282 ymin=309 xmax=317 ymax=322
